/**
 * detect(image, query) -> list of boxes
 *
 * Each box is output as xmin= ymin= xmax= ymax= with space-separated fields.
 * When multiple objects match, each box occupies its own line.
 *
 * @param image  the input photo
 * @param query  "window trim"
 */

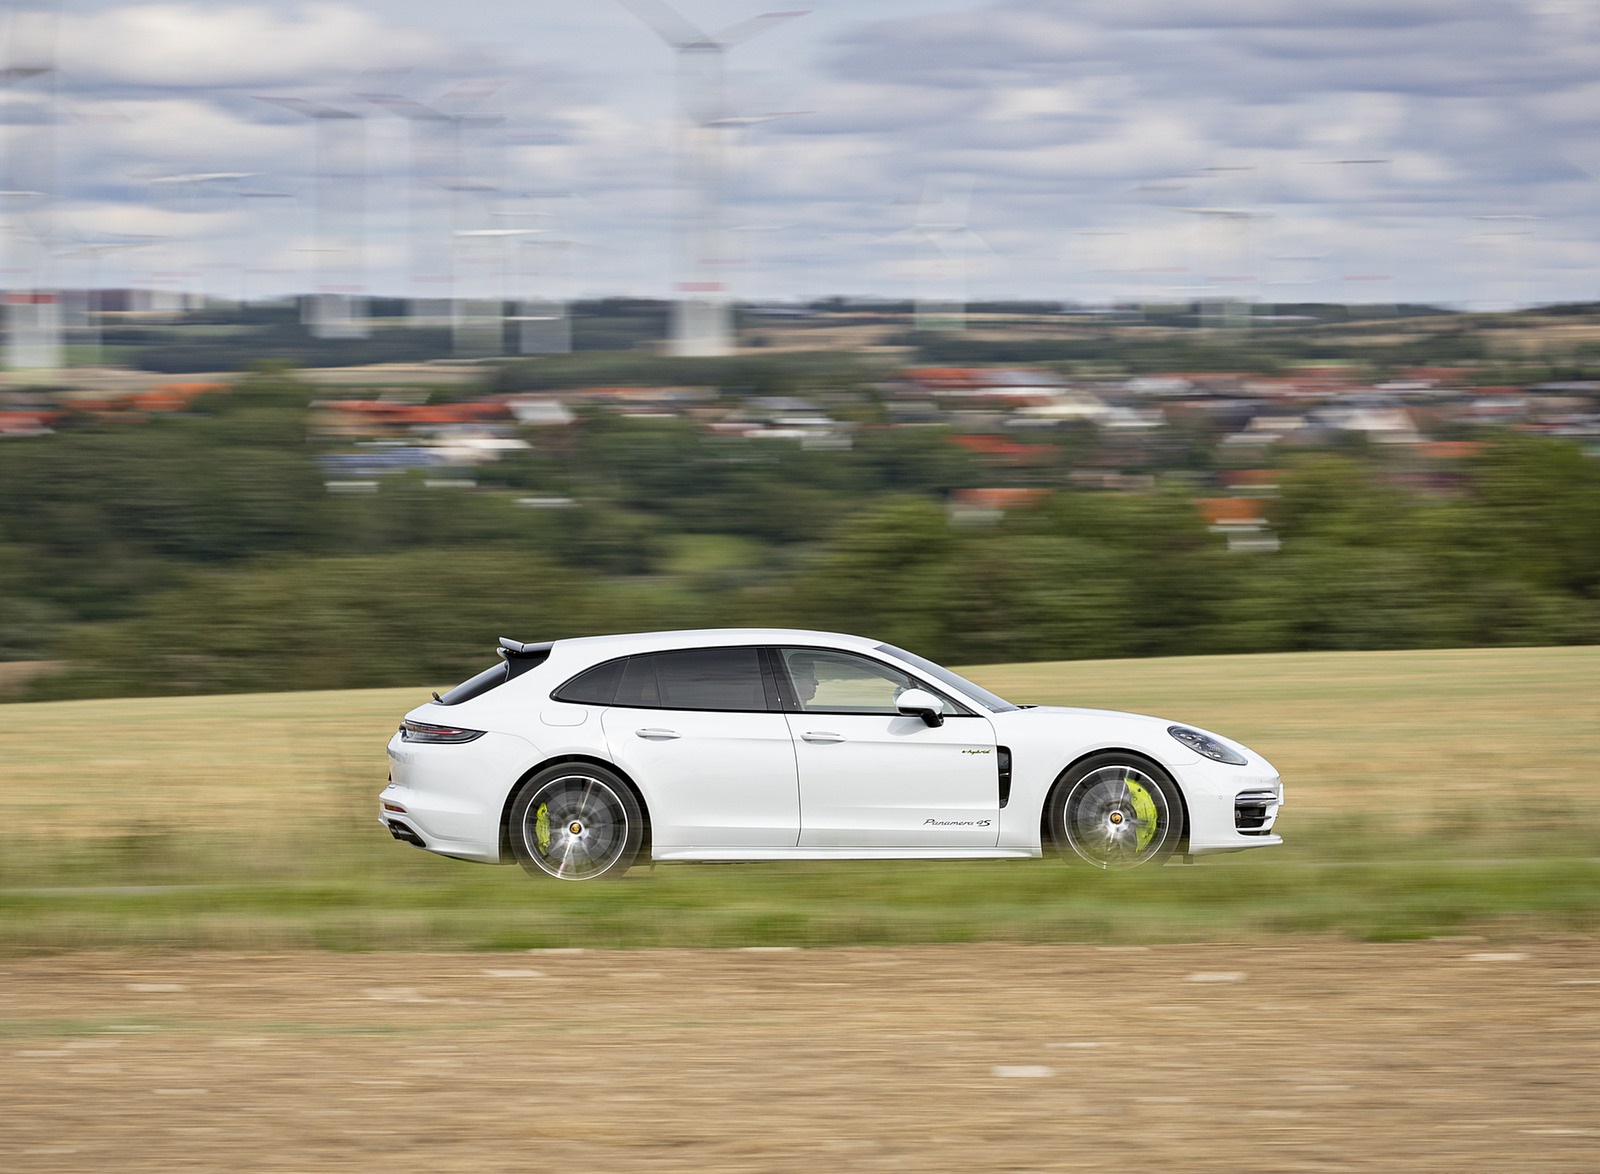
xmin=874 ymin=642 xmax=1018 ymax=714
xmin=551 ymin=642 xmax=984 ymax=718
xmin=769 ymin=644 xmax=979 ymax=718
xmin=551 ymin=646 xmax=777 ymax=714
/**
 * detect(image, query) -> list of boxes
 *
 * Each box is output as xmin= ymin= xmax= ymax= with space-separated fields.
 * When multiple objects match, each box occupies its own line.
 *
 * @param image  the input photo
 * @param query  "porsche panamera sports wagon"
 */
xmin=380 ymin=629 xmax=1283 ymax=879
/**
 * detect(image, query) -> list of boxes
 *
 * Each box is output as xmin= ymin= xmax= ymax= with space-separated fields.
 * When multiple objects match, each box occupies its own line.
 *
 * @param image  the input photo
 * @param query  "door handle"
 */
xmin=635 ymin=728 xmax=681 ymax=740
xmin=801 ymin=731 xmax=845 ymax=744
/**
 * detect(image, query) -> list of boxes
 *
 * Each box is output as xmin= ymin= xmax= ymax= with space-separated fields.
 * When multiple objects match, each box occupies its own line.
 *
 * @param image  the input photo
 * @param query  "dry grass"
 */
xmin=1 ymin=647 xmax=1596 ymax=952
xmin=3 ymin=646 xmax=1595 ymax=842
xmin=0 ymin=686 xmax=408 ymax=839
xmin=974 ymin=645 xmax=1600 ymax=823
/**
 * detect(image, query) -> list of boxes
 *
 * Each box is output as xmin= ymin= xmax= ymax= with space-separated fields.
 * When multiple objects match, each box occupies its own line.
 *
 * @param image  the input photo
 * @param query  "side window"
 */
xmin=778 ymin=648 xmax=961 ymax=715
xmin=618 ymin=647 xmax=769 ymax=712
xmin=551 ymin=658 xmax=626 ymax=705
xmin=616 ymin=656 xmax=659 ymax=707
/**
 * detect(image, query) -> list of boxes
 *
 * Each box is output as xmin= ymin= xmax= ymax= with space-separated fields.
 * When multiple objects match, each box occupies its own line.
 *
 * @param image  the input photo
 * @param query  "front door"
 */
xmin=774 ymin=647 xmax=1001 ymax=848
xmin=599 ymin=646 xmax=799 ymax=850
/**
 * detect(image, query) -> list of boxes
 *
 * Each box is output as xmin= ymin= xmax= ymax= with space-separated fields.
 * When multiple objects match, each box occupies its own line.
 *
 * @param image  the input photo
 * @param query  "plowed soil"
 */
xmin=5 ymin=940 xmax=1598 ymax=1172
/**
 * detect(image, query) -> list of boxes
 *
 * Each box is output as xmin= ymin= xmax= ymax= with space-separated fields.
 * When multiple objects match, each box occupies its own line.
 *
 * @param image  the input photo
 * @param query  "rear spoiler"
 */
xmin=498 ymin=637 xmax=554 ymax=660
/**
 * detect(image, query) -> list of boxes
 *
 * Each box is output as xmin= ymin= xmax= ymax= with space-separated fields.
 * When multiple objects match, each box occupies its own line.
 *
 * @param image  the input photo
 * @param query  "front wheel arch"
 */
xmin=499 ymin=755 xmax=652 ymax=865
xmin=1038 ymin=748 xmax=1190 ymax=861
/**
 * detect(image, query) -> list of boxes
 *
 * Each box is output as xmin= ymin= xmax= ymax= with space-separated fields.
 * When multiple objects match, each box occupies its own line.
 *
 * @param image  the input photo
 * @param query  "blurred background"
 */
xmin=0 ymin=0 xmax=1597 ymax=945
xmin=4 ymin=10 xmax=1598 ymax=1169
xmin=1 ymin=0 xmax=1598 ymax=695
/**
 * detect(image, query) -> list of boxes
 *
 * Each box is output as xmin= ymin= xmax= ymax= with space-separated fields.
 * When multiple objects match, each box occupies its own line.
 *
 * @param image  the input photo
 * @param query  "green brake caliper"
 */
xmin=1123 ymin=776 xmax=1159 ymax=852
xmin=535 ymin=803 xmax=551 ymax=854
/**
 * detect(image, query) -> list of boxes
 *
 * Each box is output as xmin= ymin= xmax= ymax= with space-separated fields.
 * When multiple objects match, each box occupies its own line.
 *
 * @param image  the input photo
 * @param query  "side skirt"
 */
xmin=650 ymin=847 xmax=1041 ymax=862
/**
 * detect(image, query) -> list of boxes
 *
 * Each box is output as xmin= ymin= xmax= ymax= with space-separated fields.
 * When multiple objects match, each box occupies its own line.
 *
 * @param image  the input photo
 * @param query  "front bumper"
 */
xmin=1178 ymin=756 xmax=1284 ymax=856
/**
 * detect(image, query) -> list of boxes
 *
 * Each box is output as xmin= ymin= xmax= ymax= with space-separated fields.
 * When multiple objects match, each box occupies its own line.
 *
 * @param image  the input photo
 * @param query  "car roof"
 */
xmin=546 ymin=628 xmax=885 ymax=658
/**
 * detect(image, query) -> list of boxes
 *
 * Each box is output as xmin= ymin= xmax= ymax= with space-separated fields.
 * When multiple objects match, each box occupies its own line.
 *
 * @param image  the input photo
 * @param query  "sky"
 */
xmin=7 ymin=0 xmax=1600 ymax=308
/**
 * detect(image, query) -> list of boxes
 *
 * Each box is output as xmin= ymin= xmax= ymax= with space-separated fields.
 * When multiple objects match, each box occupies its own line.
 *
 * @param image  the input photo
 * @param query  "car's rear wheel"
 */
xmin=509 ymin=764 xmax=643 ymax=881
xmin=1048 ymin=754 xmax=1184 ymax=870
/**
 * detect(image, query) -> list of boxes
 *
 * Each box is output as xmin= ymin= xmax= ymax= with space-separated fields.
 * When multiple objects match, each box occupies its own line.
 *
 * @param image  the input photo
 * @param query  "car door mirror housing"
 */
xmin=896 ymin=688 xmax=944 ymax=727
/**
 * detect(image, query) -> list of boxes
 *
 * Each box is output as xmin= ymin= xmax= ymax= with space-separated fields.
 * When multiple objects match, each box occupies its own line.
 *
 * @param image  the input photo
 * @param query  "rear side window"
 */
xmin=553 ymin=658 xmax=626 ymax=705
xmin=617 ymin=657 xmax=660 ymax=706
xmin=553 ymin=648 xmax=770 ymax=711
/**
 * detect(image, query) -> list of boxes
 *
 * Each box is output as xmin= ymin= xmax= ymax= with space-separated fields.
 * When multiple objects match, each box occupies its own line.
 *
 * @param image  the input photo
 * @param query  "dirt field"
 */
xmin=5 ymin=940 xmax=1597 ymax=1172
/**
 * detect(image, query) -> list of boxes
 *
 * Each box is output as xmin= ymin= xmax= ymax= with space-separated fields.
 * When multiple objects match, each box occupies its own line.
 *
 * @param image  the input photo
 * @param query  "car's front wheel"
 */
xmin=509 ymin=764 xmax=643 ymax=881
xmin=1048 ymin=754 xmax=1184 ymax=870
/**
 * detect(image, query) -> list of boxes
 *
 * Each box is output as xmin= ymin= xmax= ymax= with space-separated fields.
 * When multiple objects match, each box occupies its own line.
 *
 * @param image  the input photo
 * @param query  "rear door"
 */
xmin=595 ymin=647 xmax=800 ymax=850
xmin=773 ymin=647 xmax=1000 ymax=848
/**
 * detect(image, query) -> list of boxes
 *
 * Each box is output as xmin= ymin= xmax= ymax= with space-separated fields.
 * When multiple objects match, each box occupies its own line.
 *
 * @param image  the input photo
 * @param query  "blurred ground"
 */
xmin=3 ymin=647 xmax=1597 ymax=951
xmin=5 ymin=940 xmax=1597 ymax=1172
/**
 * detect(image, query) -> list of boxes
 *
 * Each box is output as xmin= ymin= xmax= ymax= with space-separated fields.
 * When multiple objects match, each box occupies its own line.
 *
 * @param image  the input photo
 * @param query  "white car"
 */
xmin=381 ymin=628 xmax=1282 ymax=879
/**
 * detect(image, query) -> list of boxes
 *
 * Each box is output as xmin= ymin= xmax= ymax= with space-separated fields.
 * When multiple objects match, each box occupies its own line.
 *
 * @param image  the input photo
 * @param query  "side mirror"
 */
xmin=896 ymin=688 xmax=944 ymax=728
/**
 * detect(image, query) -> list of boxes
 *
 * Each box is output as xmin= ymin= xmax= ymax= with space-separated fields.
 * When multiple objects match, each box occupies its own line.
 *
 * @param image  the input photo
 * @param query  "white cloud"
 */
xmin=73 ymin=97 xmax=297 ymax=163
xmin=61 ymin=4 xmax=437 ymax=89
xmin=4 ymin=0 xmax=1600 ymax=302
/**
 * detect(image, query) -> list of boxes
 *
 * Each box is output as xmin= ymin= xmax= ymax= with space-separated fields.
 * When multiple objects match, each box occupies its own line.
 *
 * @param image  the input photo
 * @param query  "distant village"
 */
xmin=4 ymin=360 xmax=1598 ymax=556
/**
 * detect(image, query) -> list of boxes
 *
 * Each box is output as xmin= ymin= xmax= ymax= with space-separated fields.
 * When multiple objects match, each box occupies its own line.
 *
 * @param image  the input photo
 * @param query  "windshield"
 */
xmin=875 ymin=644 xmax=1018 ymax=713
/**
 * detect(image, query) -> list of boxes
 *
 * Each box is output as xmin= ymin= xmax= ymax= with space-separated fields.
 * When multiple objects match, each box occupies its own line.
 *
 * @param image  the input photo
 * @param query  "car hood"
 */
xmin=1018 ymin=704 xmax=1162 ymax=721
xmin=991 ymin=705 xmax=1270 ymax=773
xmin=1003 ymin=704 xmax=1179 ymax=730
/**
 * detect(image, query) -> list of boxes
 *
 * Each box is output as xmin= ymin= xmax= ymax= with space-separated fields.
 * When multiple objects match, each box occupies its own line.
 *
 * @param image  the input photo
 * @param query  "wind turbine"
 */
xmin=1123 ymin=178 xmax=1195 ymax=316
xmin=256 ymin=95 xmax=369 ymax=339
xmin=57 ymin=238 xmax=152 ymax=366
xmin=360 ymin=83 xmax=505 ymax=336
xmin=617 ymin=0 xmax=804 ymax=357
xmin=1470 ymin=214 xmax=1539 ymax=313
xmin=1073 ymin=229 xmax=1132 ymax=310
xmin=1311 ymin=157 xmax=1392 ymax=312
xmin=145 ymin=171 xmax=264 ymax=309
xmin=2 ymin=2 xmax=60 ymax=372
xmin=1178 ymin=206 xmax=1268 ymax=328
xmin=495 ymin=193 xmax=577 ymax=354
xmin=907 ymin=177 xmax=988 ymax=332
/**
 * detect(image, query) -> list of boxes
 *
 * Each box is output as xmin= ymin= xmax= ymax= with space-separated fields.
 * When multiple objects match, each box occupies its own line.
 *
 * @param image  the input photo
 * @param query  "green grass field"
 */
xmin=2 ymin=646 xmax=1596 ymax=952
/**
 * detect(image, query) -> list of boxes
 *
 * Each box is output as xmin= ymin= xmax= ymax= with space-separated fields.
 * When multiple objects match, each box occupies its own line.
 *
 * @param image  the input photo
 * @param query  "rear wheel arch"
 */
xmin=1038 ymin=747 xmax=1191 ymax=856
xmin=499 ymin=755 xmax=652 ymax=864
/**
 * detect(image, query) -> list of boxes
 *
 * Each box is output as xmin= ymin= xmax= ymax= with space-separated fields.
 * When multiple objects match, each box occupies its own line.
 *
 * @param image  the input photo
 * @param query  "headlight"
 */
xmin=1167 ymin=725 xmax=1247 ymax=765
xmin=401 ymin=719 xmax=486 ymax=744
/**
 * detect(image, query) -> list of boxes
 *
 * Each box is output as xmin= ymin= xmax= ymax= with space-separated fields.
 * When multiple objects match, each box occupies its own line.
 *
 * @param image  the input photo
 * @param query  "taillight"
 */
xmin=400 ymin=719 xmax=486 ymax=744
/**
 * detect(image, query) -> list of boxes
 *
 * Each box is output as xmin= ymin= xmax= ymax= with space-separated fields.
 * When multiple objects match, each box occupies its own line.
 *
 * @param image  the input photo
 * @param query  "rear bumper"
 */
xmin=380 ymin=727 xmax=541 ymax=864
xmin=377 ymin=803 xmax=502 ymax=862
xmin=377 ymin=792 xmax=505 ymax=862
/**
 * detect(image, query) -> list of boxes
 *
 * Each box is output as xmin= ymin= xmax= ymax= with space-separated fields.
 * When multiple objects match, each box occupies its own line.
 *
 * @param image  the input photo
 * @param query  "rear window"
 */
xmin=436 ymin=647 xmax=550 ymax=706
xmin=438 ymin=662 xmax=509 ymax=706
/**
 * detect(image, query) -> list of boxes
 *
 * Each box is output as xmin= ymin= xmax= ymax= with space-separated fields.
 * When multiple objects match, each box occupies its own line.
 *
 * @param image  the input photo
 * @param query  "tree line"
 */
xmin=1 ymin=369 xmax=1595 ymax=698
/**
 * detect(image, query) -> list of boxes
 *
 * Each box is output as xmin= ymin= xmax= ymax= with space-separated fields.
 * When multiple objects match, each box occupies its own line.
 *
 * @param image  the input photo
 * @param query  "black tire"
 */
xmin=1046 ymin=753 xmax=1185 ymax=870
xmin=508 ymin=763 xmax=644 ymax=881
